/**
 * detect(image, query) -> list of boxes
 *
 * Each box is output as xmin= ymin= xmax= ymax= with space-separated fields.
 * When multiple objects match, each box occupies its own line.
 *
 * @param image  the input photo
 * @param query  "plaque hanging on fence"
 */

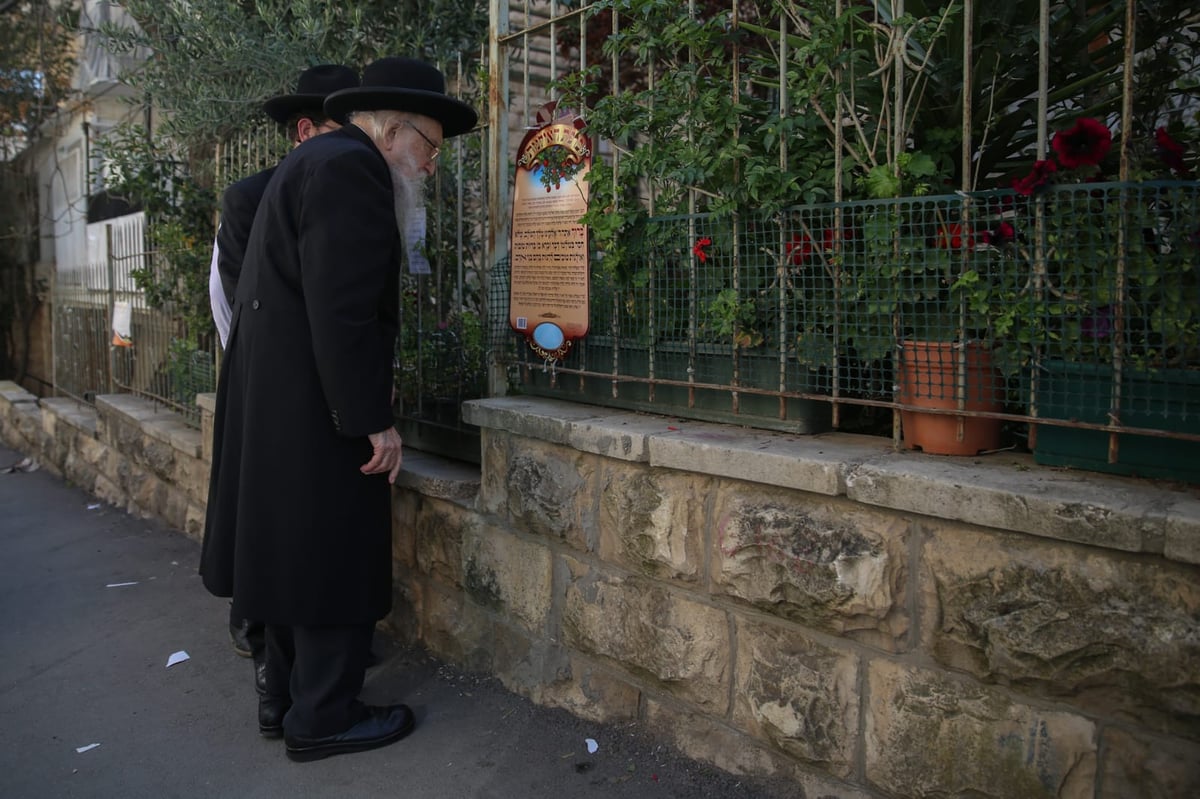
xmin=509 ymin=103 xmax=592 ymax=362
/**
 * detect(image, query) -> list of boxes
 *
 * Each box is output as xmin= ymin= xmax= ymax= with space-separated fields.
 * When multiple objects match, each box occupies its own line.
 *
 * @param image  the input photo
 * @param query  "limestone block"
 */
xmin=199 ymin=397 xmax=216 ymax=465
xmin=14 ymin=403 xmax=40 ymax=450
xmin=866 ymin=659 xmax=1097 ymax=799
xmin=77 ymin=434 xmax=109 ymax=468
xmin=732 ymin=618 xmax=859 ymax=777
xmin=173 ymin=453 xmax=210 ymax=505
xmin=921 ymin=523 xmax=1200 ymax=737
xmin=501 ymin=437 xmax=597 ymax=551
xmin=119 ymin=460 xmax=161 ymax=518
xmin=94 ymin=473 xmax=123 ymax=507
xmin=462 ymin=525 xmax=552 ymax=633
xmin=710 ymin=485 xmax=910 ymax=651
xmin=418 ymin=585 xmax=495 ymax=672
xmin=109 ymin=416 xmax=145 ymax=462
xmin=1098 ymin=726 xmax=1200 ymax=799
xmin=522 ymin=653 xmax=641 ymax=724
xmin=477 ymin=430 xmax=509 ymax=515
xmin=1165 ymin=498 xmax=1200 ymax=565
xmin=184 ymin=503 xmax=206 ymax=540
xmin=61 ymin=450 xmax=98 ymax=494
xmin=491 ymin=622 xmax=573 ymax=701
xmin=561 ymin=557 xmax=730 ymax=711
xmin=40 ymin=406 xmax=58 ymax=439
xmin=391 ymin=490 xmax=421 ymax=572
xmin=413 ymin=499 xmax=467 ymax=587
xmin=598 ymin=464 xmax=709 ymax=583
xmin=643 ymin=699 xmax=876 ymax=799
xmin=159 ymin=483 xmax=189 ymax=531
xmin=139 ymin=434 xmax=176 ymax=482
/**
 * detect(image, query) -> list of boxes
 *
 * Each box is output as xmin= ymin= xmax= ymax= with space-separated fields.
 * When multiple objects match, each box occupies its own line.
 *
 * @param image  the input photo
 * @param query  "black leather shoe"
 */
xmin=285 ymin=704 xmax=414 ymax=762
xmin=259 ymin=697 xmax=290 ymax=739
xmin=229 ymin=619 xmax=253 ymax=658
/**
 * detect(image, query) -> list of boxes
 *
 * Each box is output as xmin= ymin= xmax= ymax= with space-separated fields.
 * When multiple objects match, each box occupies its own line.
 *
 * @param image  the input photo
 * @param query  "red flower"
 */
xmin=1155 ymin=127 xmax=1190 ymax=177
xmin=1051 ymin=117 xmax=1112 ymax=169
xmin=1012 ymin=159 xmax=1058 ymax=196
xmin=979 ymin=221 xmax=1016 ymax=247
xmin=785 ymin=234 xmax=813 ymax=265
xmin=934 ymin=223 xmax=973 ymax=250
xmin=692 ymin=237 xmax=712 ymax=263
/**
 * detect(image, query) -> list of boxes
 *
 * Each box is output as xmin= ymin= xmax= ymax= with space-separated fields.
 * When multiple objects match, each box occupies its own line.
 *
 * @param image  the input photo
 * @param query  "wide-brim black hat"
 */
xmin=323 ymin=57 xmax=478 ymax=138
xmin=263 ymin=64 xmax=360 ymax=124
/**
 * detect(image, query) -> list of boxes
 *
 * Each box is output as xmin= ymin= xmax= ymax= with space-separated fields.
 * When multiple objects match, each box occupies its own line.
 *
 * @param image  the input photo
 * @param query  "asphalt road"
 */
xmin=0 ymin=444 xmax=803 ymax=799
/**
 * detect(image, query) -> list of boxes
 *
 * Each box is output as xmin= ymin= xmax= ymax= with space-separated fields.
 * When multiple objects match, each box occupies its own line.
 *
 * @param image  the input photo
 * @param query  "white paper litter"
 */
xmin=106 ymin=581 xmax=138 ymax=588
xmin=166 ymin=651 xmax=190 ymax=667
xmin=75 ymin=743 xmax=100 ymax=753
xmin=585 ymin=738 xmax=599 ymax=754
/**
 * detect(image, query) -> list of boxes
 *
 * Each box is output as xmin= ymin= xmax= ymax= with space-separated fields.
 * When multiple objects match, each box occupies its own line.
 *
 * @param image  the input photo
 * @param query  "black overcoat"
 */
xmin=215 ymin=165 xmax=276 ymax=306
xmin=199 ymin=124 xmax=400 ymax=626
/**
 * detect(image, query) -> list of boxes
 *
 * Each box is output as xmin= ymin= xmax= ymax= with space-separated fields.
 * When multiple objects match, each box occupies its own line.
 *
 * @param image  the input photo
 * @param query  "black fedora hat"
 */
xmin=323 ymin=57 xmax=478 ymax=138
xmin=263 ymin=64 xmax=360 ymax=124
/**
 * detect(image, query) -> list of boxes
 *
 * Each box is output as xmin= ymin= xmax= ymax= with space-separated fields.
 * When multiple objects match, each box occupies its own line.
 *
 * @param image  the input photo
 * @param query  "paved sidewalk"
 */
xmin=0 ymin=445 xmax=801 ymax=799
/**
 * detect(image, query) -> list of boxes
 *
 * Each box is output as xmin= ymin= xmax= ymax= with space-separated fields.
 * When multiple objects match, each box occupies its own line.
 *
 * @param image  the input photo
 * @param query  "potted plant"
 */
xmin=838 ymin=152 xmax=1020 ymax=455
xmin=1002 ymin=118 xmax=1200 ymax=480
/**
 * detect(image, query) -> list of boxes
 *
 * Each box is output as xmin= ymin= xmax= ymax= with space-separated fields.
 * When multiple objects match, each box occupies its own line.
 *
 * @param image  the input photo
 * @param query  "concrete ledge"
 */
xmin=466 ymin=396 xmax=1200 ymax=563
xmin=39 ymin=397 xmax=98 ymax=438
xmin=845 ymin=456 xmax=1192 ymax=555
xmin=0 ymin=380 xmax=37 ymax=405
xmin=396 ymin=448 xmax=480 ymax=504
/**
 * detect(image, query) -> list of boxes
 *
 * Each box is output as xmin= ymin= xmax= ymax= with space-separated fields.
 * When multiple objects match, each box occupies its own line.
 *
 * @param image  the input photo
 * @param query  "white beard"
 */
xmin=390 ymin=162 xmax=426 ymax=237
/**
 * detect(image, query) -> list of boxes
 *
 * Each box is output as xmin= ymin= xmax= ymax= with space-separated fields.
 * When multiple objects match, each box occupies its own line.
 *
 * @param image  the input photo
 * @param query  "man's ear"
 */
xmin=295 ymin=117 xmax=317 ymax=143
xmin=383 ymin=116 xmax=402 ymax=148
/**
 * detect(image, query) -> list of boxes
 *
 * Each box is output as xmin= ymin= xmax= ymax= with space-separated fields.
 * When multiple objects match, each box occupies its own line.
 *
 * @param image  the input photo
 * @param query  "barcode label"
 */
xmin=516 ymin=317 xmax=528 ymax=330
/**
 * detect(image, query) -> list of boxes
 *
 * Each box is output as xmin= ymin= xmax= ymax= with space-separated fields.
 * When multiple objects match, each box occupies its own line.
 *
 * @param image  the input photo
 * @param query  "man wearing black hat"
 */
xmin=209 ymin=63 xmax=360 ymax=348
xmin=205 ymin=63 xmax=360 ymax=707
xmin=200 ymin=56 xmax=476 ymax=762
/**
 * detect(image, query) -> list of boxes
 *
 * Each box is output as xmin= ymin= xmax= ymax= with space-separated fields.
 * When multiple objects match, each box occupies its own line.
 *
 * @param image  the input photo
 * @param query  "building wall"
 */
xmin=1 ymin=385 xmax=1196 ymax=798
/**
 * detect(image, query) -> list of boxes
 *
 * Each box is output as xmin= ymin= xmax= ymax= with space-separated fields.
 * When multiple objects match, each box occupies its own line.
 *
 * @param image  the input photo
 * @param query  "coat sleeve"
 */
xmin=216 ymin=181 xmax=257 ymax=307
xmin=299 ymin=148 xmax=398 ymax=438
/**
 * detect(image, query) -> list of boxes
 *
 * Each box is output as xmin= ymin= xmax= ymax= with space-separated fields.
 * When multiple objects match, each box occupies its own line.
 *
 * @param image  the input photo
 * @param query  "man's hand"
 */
xmin=362 ymin=426 xmax=404 ymax=484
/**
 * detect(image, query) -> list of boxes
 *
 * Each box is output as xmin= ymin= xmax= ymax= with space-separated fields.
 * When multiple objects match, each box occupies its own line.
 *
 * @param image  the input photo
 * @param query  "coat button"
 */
xmin=251 ymin=299 xmax=261 ymax=310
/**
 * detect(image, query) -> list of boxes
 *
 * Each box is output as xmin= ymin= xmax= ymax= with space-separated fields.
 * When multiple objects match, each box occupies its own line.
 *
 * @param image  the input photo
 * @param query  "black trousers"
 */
xmin=263 ymin=622 xmax=374 ymax=738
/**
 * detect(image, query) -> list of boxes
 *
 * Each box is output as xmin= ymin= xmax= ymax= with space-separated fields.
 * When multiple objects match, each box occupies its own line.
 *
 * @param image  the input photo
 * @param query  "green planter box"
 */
xmin=521 ymin=338 xmax=831 ymax=434
xmin=1033 ymin=361 xmax=1200 ymax=483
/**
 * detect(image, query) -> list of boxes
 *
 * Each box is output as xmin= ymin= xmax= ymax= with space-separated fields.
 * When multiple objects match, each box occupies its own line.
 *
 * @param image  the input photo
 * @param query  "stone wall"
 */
xmin=2 ymin=381 xmax=1197 ymax=798
xmin=0 ymin=382 xmax=208 ymax=538
xmin=435 ymin=398 xmax=1199 ymax=799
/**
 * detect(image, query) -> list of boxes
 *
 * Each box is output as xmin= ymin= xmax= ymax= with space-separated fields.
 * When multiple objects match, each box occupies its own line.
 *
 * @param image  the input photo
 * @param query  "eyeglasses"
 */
xmin=405 ymin=122 xmax=441 ymax=162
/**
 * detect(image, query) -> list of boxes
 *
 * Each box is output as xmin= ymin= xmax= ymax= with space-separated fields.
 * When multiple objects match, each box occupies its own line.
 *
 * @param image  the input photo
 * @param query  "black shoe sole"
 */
xmin=285 ymin=716 xmax=414 ymax=762
xmin=260 ymin=725 xmax=283 ymax=739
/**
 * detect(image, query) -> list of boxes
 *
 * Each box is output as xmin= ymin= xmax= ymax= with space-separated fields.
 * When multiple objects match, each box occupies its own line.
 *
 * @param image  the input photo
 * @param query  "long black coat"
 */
xmin=215 ymin=166 xmax=276 ymax=307
xmin=200 ymin=124 xmax=400 ymax=626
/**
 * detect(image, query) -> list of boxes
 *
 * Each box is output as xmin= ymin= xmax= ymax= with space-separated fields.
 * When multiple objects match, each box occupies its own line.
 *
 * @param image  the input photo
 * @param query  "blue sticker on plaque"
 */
xmin=532 ymin=322 xmax=565 ymax=352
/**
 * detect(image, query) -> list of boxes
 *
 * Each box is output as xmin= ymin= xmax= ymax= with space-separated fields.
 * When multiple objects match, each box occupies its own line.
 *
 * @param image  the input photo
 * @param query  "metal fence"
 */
xmin=52 ymin=213 xmax=218 ymax=426
xmin=482 ymin=0 xmax=1200 ymax=478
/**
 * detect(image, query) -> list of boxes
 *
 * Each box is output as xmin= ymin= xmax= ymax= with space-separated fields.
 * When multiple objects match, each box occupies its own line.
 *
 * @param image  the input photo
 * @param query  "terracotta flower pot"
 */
xmin=896 ymin=340 xmax=1003 ymax=455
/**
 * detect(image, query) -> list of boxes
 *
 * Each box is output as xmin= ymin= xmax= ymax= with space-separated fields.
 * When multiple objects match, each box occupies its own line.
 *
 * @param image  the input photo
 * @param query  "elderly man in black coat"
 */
xmin=199 ymin=56 xmax=476 ymax=763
